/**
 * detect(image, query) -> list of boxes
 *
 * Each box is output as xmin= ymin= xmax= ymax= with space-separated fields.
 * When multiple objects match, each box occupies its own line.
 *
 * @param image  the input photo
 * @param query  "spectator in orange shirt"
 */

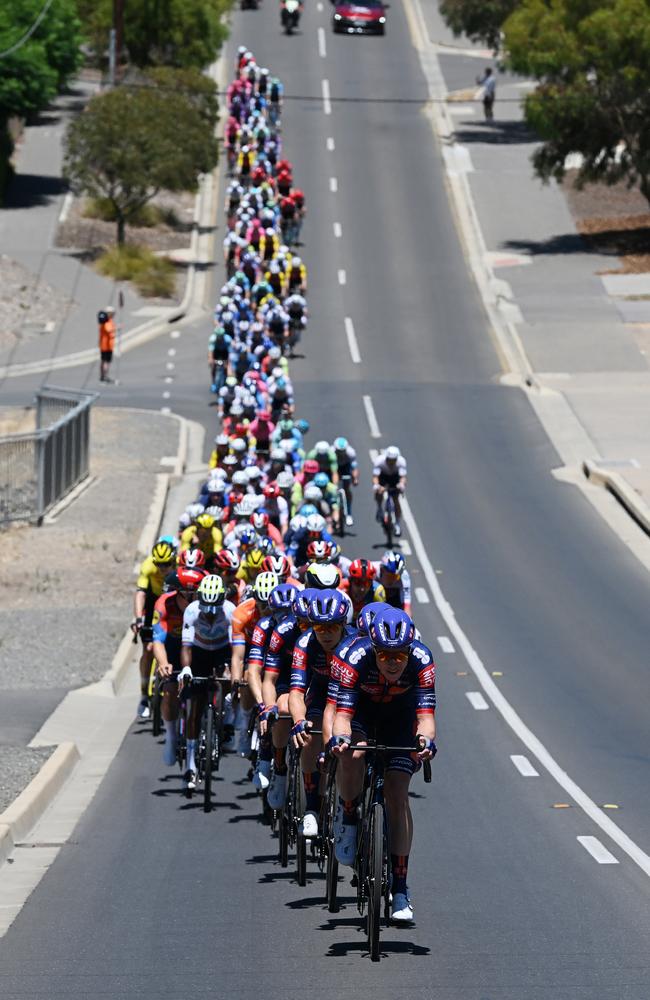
xmin=98 ymin=307 xmax=116 ymax=382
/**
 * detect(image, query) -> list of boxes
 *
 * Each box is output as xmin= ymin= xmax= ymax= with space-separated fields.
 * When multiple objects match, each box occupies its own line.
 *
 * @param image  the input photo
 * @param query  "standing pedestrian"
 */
xmin=98 ymin=306 xmax=116 ymax=382
xmin=476 ymin=67 xmax=496 ymax=122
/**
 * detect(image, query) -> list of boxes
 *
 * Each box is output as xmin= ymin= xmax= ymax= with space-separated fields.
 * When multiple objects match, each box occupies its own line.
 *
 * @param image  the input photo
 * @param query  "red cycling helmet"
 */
xmin=303 ymin=459 xmax=319 ymax=476
xmin=178 ymin=548 xmax=206 ymax=569
xmin=264 ymin=482 xmax=280 ymax=499
xmin=348 ymin=558 xmax=376 ymax=583
xmin=176 ymin=567 xmax=206 ymax=593
xmin=213 ymin=549 xmax=240 ymax=573
xmin=250 ymin=511 xmax=269 ymax=530
xmin=307 ymin=540 xmax=332 ymax=562
xmin=262 ymin=553 xmax=291 ymax=579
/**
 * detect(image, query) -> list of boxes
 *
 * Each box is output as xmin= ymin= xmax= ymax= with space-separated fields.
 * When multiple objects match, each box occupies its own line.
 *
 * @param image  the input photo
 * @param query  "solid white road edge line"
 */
xmin=577 ymin=836 xmax=619 ymax=865
xmin=322 ymin=78 xmax=331 ymax=115
xmin=437 ymin=636 xmax=454 ymax=653
xmin=344 ymin=317 xmax=361 ymax=364
xmin=510 ymin=754 xmax=539 ymax=777
xmin=363 ymin=396 xmax=381 ymax=438
xmin=400 ymin=493 xmax=650 ymax=878
xmin=168 ymin=348 xmax=176 ymax=357
xmin=466 ymin=691 xmax=489 ymax=710
xmin=318 ymin=26 xmax=327 ymax=57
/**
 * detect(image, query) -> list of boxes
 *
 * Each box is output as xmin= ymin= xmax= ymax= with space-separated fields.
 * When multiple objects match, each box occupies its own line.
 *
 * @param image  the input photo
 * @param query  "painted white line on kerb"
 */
xmin=577 ymin=837 xmax=619 ymax=865
xmin=333 ymin=222 xmax=342 ymax=238
xmin=363 ymin=396 xmax=381 ymax=438
xmin=318 ymin=26 xmax=327 ymax=58
xmin=510 ymin=755 xmax=539 ymax=777
xmin=400 ymin=493 xmax=650 ymax=878
xmin=344 ymin=317 xmax=361 ymax=364
xmin=466 ymin=691 xmax=489 ymax=711
xmin=415 ymin=587 xmax=430 ymax=604
xmin=437 ymin=636 xmax=454 ymax=653
xmin=338 ymin=269 xmax=346 ymax=285
xmin=322 ymin=79 xmax=331 ymax=115
xmin=327 ymin=136 xmax=335 ymax=152
xmin=58 ymin=191 xmax=73 ymax=224
xmin=330 ymin=176 xmax=338 ymax=193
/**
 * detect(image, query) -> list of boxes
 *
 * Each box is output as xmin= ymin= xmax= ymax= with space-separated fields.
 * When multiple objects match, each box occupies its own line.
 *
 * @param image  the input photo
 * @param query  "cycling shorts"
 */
xmin=188 ymin=645 xmax=231 ymax=679
xmin=350 ymin=695 xmax=420 ymax=776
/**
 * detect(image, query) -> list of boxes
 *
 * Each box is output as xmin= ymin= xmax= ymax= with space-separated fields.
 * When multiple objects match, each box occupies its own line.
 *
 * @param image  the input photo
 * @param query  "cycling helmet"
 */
xmin=306 ymin=513 xmax=326 ymax=534
xmin=314 ymin=440 xmax=329 ymax=455
xmin=257 ymin=536 xmax=275 ymax=555
xmin=225 ymin=376 xmax=238 ymax=388
xmin=196 ymin=513 xmax=215 ymax=530
xmin=306 ymin=540 xmax=332 ymax=562
xmin=295 ymin=419 xmax=309 ymax=435
xmin=385 ymin=445 xmax=401 ymax=461
xmin=204 ymin=505 xmax=224 ymax=522
xmin=238 ymin=527 xmax=257 ymax=549
xmin=307 ymin=589 xmax=348 ymax=625
xmin=303 ymin=485 xmax=323 ymax=503
xmin=245 ymin=547 xmax=265 ymax=570
xmin=356 ymin=601 xmax=389 ymax=636
xmin=348 ymin=558 xmax=376 ymax=583
xmin=303 ymin=459 xmax=319 ymax=476
xmin=298 ymin=504 xmax=318 ymax=518
xmin=289 ymin=514 xmax=307 ymax=532
xmin=222 ymin=455 xmax=238 ymax=469
xmin=250 ymin=511 xmax=269 ymax=530
xmin=152 ymin=541 xmax=175 ymax=565
xmin=277 ymin=471 xmax=294 ymax=489
xmin=270 ymin=448 xmax=286 ymax=462
xmin=304 ymin=562 xmax=341 ymax=590
xmin=279 ymin=438 xmax=295 ymax=456
xmin=232 ymin=470 xmax=249 ymax=488
xmin=381 ymin=551 xmax=405 ymax=576
xmin=198 ymin=574 xmax=226 ymax=612
xmin=185 ymin=502 xmax=205 ymax=520
xmin=246 ymin=466 xmax=263 ymax=482
xmin=213 ymin=549 xmax=240 ymax=573
xmin=231 ymin=438 xmax=247 ymax=454
xmin=277 ymin=417 xmax=294 ymax=435
xmin=262 ymin=553 xmax=291 ymax=579
xmin=176 ymin=567 xmax=205 ymax=594
xmin=293 ymin=587 xmax=318 ymax=622
xmin=313 ymin=472 xmax=329 ymax=489
xmin=178 ymin=548 xmax=206 ymax=569
xmin=264 ymin=483 xmax=280 ymax=499
xmin=253 ymin=570 xmax=280 ymax=603
xmin=291 ymin=255 xmax=302 ymax=267
xmin=268 ymin=583 xmax=298 ymax=611
xmin=333 ymin=437 xmax=348 ymax=451
xmin=369 ymin=607 xmax=415 ymax=650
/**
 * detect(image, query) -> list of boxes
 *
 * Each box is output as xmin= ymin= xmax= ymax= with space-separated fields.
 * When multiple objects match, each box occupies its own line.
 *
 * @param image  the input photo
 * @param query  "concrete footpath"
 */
xmin=416 ymin=0 xmax=650 ymax=550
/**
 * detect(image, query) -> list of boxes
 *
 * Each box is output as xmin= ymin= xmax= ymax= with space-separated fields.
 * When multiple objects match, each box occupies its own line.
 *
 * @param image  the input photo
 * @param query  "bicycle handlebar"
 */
xmin=346 ymin=742 xmax=433 ymax=783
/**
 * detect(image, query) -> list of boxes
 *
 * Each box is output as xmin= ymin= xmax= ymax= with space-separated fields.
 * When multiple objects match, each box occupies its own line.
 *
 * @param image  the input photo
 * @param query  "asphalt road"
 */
xmin=1 ymin=1 xmax=649 ymax=996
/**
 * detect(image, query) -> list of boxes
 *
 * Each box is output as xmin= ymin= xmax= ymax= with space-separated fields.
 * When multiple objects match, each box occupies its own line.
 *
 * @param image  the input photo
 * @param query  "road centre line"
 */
xmin=329 ymin=176 xmax=338 ymax=193
xmin=318 ymin=26 xmax=327 ymax=58
xmin=317 ymin=1 xmax=323 ymax=9
xmin=466 ymin=691 xmax=489 ymax=710
xmin=166 ymin=362 xmax=174 ymax=371
xmin=415 ymin=587 xmax=430 ymax=604
xmin=399 ymin=491 xmax=650 ymax=878
xmin=363 ymin=397 xmax=382 ymax=439
xmin=164 ymin=376 xmax=173 ymax=384
xmin=510 ymin=755 xmax=539 ymax=777
xmin=577 ymin=836 xmax=619 ymax=865
xmin=162 ymin=391 xmax=171 ymax=400
xmin=437 ymin=636 xmax=454 ymax=653
xmin=333 ymin=222 xmax=342 ymax=238
xmin=327 ymin=137 xmax=335 ymax=151
xmin=344 ymin=317 xmax=361 ymax=364
xmin=322 ymin=79 xmax=331 ymax=115
xmin=338 ymin=268 xmax=346 ymax=285
xmin=167 ymin=348 xmax=176 ymax=357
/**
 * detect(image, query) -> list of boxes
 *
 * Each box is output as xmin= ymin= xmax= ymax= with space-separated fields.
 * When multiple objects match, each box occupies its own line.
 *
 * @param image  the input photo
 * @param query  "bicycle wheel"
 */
xmin=367 ymin=804 xmax=385 ymax=962
xmin=279 ymin=810 xmax=289 ymax=867
xmin=296 ymin=832 xmax=307 ymax=887
xmin=151 ymin=679 xmax=163 ymax=738
xmin=203 ymin=708 xmax=214 ymax=813
xmin=324 ymin=775 xmax=339 ymax=910
xmin=336 ymin=488 xmax=346 ymax=538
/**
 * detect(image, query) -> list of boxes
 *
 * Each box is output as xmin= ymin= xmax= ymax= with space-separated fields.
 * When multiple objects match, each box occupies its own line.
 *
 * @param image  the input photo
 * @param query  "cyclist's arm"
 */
xmin=288 ymin=634 xmax=309 ymax=723
xmin=152 ymin=600 xmax=172 ymax=674
xmin=402 ymin=570 xmax=412 ymax=616
xmin=415 ymin=649 xmax=437 ymax=741
xmin=134 ymin=588 xmax=147 ymax=620
xmin=247 ymin=622 xmax=267 ymax=703
xmin=262 ymin=668 xmax=279 ymax=710
xmin=231 ymin=642 xmax=246 ymax=684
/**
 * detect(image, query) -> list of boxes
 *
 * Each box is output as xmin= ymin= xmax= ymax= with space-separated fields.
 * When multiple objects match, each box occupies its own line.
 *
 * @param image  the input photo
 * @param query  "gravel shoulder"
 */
xmin=0 ymin=747 xmax=54 ymax=814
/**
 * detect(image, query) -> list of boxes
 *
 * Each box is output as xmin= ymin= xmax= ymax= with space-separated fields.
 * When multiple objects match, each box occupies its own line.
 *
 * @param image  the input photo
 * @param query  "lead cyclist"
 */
xmin=333 ymin=436 xmax=359 ymax=527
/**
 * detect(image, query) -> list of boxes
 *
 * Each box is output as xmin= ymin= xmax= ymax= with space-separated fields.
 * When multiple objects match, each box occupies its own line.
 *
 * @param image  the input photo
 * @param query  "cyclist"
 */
xmin=152 ymin=567 xmax=205 ymax=766
xmin=180 ymin=575 xmax=237 ymax=791
xmin=230 ymin=569 xmax=279 ymax=753
xmin=287 ymin=512 xmax=334 ymax=565
xmin=340 ymin=558 xmax=386 ymax=617
xmin=179 ymin=512 xmax=223 ymax=565
xmin=330 ymin=606 xmax=437 ymax=923
xmin=373 ymin=550 xmax=412 ymax=616
xmin=307 ymin=440 xmax=338 ymax=480
xmin=213 ymin=549 xmax=245 ymax=605
xmin=132 ymin=540 xmax=176 ymax=719
xmin=372 ymin=445 xmax=407 ymax=537
xmin=288 ymin=589 xmax=356 ymax=838
xmin=333 ymin=436 xmax=359 ymax=527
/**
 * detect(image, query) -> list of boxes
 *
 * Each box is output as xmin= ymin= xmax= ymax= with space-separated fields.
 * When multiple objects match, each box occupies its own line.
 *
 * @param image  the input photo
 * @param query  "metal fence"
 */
xmin=0 ymin=386 xmax=97 ymax=526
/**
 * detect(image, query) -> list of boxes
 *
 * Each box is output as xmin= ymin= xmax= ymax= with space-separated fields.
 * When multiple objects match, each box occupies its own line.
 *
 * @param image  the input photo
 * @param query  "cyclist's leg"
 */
xmin=161 ymin=679 xmax=179 ymax=765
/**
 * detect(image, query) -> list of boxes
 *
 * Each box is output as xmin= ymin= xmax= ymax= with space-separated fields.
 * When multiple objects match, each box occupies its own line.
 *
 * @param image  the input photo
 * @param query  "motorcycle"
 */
xmin=281 ymin=0 xmax=301 ymax=33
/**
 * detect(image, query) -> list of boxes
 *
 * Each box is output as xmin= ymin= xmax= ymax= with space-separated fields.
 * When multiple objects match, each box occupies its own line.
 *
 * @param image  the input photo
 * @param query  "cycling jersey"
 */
xmin=179 ymin=525 xmax=224 ymax=560
xmin=248 ymin=611 xmax=284 ymax=668
xmin=231 ymin=597 xmax=261 ymax=649
xmin=290 ymin=625 xmax=357 ymax=716
xmin=335 ymin=445 xmax=358 ymax=477
xmin=339 ymin=579 xmax=387 ymax=617
xmin=182 ymin=600 xmax=236 ymax=651
xmin=136 ymin=556 xmax=169 ymax=599
xmin=373 ymin=455 xmax=407 ymax=488
xmin=265 ymin=613 xmax=302 ymax=690
xmin=334 ymin=637 xmax=435 ymax=715
xmin=152 ymin=592 xmax=185 ymax=667
xmin=371 ymin=565 xmax=412 ymax=613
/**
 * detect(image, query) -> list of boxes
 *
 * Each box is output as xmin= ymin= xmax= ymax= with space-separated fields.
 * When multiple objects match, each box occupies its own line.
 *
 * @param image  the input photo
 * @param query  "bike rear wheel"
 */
xmin=279 ymin=810 xmax=289 ymax=867
xmin=203 ymin=708 xmax=214 ymax=813
xmin=367 ymin=804 xmax=385 ymax=962
xmin=151 ymin=680 xmax=162 ymax=738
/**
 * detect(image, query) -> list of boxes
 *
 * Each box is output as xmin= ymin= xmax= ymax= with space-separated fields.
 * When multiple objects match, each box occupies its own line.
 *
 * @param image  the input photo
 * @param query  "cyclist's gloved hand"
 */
xmin=178 ymin=666 xmax=194 ymax=685
xmin=416 ymin=735 xmax=437 ymax=759
xmin=328 ymin=734 xmax=351 ymax=755
xmin=291 ymin=719 xmax=309 ymax=738
xmin=131 ymin=616 xmax=144 ymax=635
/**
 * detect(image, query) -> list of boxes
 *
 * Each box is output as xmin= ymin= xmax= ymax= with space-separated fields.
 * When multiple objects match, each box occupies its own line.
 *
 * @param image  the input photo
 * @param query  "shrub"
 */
xmin=96 ymin=244 xmax=176 ymax=298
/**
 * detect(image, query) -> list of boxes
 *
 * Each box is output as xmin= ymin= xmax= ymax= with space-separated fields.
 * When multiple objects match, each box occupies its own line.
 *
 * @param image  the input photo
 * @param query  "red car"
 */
xmin=332 ymin=0 xmax=387 ymax=34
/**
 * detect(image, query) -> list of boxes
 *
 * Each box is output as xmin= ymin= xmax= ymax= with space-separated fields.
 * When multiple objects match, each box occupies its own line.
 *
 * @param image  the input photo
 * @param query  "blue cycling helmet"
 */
xmin=268 ymin=583 xmax=298 ymax=611
xmin=333 ymin=436 xmax=348 ymax=451
xmin=257 ymin=536 xmax=275 ymax=555
xmin=238 ymin=527 xmax=257 ymax=548
xmin=298 ymin=503 xmax=318 ymax=518
xmin=293 ymin=587 xmax=318 ymax=621
xmin=381 ymin=550 xmax=405 ymax=576
xmin=356 ymin=601 xmax=390 ymax=636
xmin=307 ymin=589 xmax=348 ymax=625
xmin=313 ymin=472 xmax=329 ymax=489
xmin=369 ymin=607 xmax=415 ymax=650
xmin=296 ymin=419 xmax=310 ymax=434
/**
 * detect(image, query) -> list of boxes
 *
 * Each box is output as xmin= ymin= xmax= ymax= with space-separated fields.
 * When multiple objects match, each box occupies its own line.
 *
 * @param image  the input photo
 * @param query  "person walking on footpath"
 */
xmin=476 ymin=67 xmax=496 ymax=122
xmin=98 ymin=306 xmax=116 ymax=382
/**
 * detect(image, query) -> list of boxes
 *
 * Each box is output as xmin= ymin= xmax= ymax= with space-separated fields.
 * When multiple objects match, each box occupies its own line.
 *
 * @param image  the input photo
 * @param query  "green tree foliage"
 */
xmin=63 ymin=83 xmax=219 ymax=244
xmin=77 ymin=0 xmax=230 ymax=69
xmin=145 ymin=66 xmax=219 ymax=130
xmin=505 ymin=0 xmax=650 ymax=204
xmin=0 ymin=0 xmax=82 ymax=119
xmin=439 ymin=0 xmax=518 ymax=49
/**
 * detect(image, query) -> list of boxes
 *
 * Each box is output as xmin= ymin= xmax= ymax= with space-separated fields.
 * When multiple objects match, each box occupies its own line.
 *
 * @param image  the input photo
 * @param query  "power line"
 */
xmin=0 ymin=0 xmax=56 ymax=60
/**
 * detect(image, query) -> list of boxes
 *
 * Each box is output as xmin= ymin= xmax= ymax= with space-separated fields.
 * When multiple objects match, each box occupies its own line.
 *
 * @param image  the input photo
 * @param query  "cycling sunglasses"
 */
xmin=312 ymin=621 xmax=342 ymax=634
xmin=375 ymin=649 xmax=409 ymax=666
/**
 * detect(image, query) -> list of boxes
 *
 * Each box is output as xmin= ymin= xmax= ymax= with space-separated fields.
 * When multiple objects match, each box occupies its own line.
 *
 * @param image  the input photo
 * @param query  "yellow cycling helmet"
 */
xmin=245 ymin=547 xmax=265 ymax=570
xmin=152 ymin=541 xmax=175 ymax=565
xmin=253 ymin=571 xmax=279 ymax=603
xmin=196 ymin=513 xmax=216 ymax=529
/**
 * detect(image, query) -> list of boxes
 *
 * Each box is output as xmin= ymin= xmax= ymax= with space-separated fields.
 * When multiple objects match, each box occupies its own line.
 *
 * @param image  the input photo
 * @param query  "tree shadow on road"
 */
xmin=453 ymin=120 xmax=536 ymax=146
xmin=3 ymin=173 xmax=67 ymax=209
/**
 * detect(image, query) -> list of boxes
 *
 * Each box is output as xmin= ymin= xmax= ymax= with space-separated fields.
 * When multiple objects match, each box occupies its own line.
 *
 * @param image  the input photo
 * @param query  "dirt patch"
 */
xmin=562 ymin=172 xmax=650 ymax=273
xmin=0 ymin=256 xmax=76 ymax=352
xmin=0 ymin=406 xmax=34 ymax=436
xmin=56 ymin=191 xmax=195 ymax=256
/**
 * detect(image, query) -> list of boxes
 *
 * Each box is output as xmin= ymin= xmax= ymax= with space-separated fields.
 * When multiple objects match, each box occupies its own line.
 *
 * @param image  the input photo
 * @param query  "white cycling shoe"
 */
xmin=334 ymin=822 xmax=357 ymax=867
xmin=184 ymin=769 xmax=197 ymax=791
xmin=299 ymin=811 xmax=319 ymax=838
xmin=253 ymin=759 xmax=272 ymax=790
xmin=391 ymin=892 xmax=414 ymax=923
xmin=345 ymin=514 xmax=354 ymax=527
xmin=267 ymin=772 xmax=287 ymax=810
xmin=137 ymin=697 xmax=150 ymax=720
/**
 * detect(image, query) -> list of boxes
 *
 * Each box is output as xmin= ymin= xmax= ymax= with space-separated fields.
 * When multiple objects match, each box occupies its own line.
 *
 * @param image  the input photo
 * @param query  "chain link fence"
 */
xmin=0 ymin=387 xmax=97 ymax=526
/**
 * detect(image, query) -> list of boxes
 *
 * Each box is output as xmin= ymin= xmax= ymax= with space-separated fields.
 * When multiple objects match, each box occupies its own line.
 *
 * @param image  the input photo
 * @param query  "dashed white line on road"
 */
xmin=58 ymin=192 xmax=73 ymax=224
xmin=333 ymin=222 xmax=342 ymax=238
xmin=510 ymin=755 xmax=539 ymax=777
xmin=166 ymin=362 xmax=174 ymax=371
xmin=399 ymin=540 xmax=412 ymax=556
xmin=577 ymin=836 xmax=619 ymax=865
xmin=170 ymin=330 xmax=181 ymax=339
xmin=437 ymin=636 xmax=454 ymax=653
xmin=168 ymin=348 xmax=176 ymax=357
xmin=415 ymin=587 xmax=429 ymax=604
xmin=329 ymin=176 xmax=338 ymax=193
xmin=327 ymin=137 xmax=335 ymax=151
xmin=344 ymin=317 xmax=361 ymax=364
xmin=363 ymin=396 xmax=381 ymax=438
xmin=466 ymin=691 xmax=489 ymax=710
xmin=164 ymin=376 xmax=173 ymax=384
xmin=318 ymin=26 xmax=327 ymax=57
xmin=162 ymin=391 xmax=171 ymax=400
xmin=317 ymin=1 xmax=323 ymax=9
xmin=338 ymin=268 xmax=346 ymax=285
xmin=322 ymin=79 xmax=331 ymax=115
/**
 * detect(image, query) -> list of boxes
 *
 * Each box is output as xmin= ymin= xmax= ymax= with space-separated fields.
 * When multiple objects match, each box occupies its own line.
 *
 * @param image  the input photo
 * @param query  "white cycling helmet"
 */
xmin=385 ymin=445 xmax=400 ymax=461
xmin=314 ymin=440 xmax=329 ymax=455
xmin=304 ymin=485 xmax=323 ymax=503
xmin=306 ymin=513 xmax=326 ymax=533
xmin=277 ymin=470 xmax=294 ymax=489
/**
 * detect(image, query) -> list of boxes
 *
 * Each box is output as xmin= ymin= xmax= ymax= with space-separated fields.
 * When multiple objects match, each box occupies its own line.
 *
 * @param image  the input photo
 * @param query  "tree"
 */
xmin=63 ymin=83 xmax=219 ymax=244
xmin=77 ymin=0 xmax=231 ymax=70
xmin=145 ymin=66 xmax=219 ymax=131
xmin=439 ymin=0 xmax=518 ymax=50
xmin=505 ymin=0 xmax=650 ymax=205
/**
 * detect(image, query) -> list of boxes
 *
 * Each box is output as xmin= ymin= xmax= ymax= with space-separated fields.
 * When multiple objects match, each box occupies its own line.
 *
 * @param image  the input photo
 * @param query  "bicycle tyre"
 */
xmin=203 ymin=708 xmax=214 ymax=813
xmin=151 ymin=681 xmax=162 ymax=738
xmin=296 ymin=833 xmax=307 ymax=887
xmin=279 ymin=811 xmax=289 ymax=867
xmin=367 ymin=804 xmax=385 ymax=962
xmin=326 ymin=849 xmax=339 ymax=912
xmin=336 ymin=488 xmax=346 ymax=538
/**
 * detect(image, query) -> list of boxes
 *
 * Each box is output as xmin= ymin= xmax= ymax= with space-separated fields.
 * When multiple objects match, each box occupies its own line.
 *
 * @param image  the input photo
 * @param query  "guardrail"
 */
xmin=0 ymin=386 xmax=97 ymax=526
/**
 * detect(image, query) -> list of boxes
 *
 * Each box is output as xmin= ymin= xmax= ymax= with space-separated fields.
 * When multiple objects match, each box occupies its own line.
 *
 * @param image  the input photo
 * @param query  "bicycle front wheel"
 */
xmin=367 ymin=804 xmax=385 ymax=962
xmin=203 ymin=708 xmax=214 ymax=813
xmin=151 ymin=680 xmax=163 ymax=738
